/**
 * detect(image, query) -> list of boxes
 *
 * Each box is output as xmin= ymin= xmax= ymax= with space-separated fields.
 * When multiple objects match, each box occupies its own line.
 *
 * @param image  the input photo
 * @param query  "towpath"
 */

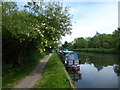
xmin=13 ymin=53 xmax=52 ymax=88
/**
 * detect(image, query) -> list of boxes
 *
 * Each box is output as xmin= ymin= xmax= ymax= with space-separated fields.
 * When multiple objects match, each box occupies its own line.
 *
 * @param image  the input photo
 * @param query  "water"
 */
xmin=67 ymin=52 xmax=120 ymax=88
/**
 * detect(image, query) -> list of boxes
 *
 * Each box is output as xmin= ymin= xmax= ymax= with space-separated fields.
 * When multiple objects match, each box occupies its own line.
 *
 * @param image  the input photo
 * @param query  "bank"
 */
xmin=70 ymin=48 xmax=119 ymax=54
xmin=33 ymin=53 xmax=74 ymax=88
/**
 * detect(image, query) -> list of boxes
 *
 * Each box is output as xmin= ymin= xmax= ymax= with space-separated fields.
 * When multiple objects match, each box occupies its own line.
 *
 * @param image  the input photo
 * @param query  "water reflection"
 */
xmin=78 ymin=52 xmax=120 ymax=75
xmin=114 ymin=65 xmax=120 ymax=76
xmin=76 ymin=64 xmax=118 ymax=88
xmin=68 ymin=52 xmax=120 ymax=88
xmin=67 ymin=70 xmax=82 ymax=82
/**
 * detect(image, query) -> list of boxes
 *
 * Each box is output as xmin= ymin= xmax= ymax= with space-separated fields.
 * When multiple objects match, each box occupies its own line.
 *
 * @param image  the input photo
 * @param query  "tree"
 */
xmin=90 ymin=36 xmax=101 ymax=48
xmin=113 ymin=28 xmax=120 ymax=52
xmin=94 ymin=31 xmax=100 ymax=36
xmin=62 ymin=41 xmax=68 ymax=49
xmin=73 ymin=37 xmax=88 ymax=48
xmin=86 ymin=37 xmax=92 ymax=48
xmin=99 ymin=34 xmax=114 ymax=48
xmin=67 ymin=42 xmax=74 ymax=49
xmin=2 ymin=1 xmax=72 ymax=65
xmin=87 ymin=34 xmax=114 ymax=48
xmin=24 ymin=1 xmax=72 ymax=52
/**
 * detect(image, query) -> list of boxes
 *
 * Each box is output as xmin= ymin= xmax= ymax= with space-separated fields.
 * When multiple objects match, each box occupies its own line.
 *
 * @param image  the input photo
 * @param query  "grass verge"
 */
xmin=2 ymin=49 xmax=48 ymax=88
xmin=71 ymin=48 xmax=118 ymax=54
xmin=33 ymin=53 xmax=72 ymax=88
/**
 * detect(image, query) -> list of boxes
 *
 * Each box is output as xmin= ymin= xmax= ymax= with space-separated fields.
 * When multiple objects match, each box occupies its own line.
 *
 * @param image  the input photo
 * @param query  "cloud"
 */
xmin=61 ymin=2 xmax=118 ymax=44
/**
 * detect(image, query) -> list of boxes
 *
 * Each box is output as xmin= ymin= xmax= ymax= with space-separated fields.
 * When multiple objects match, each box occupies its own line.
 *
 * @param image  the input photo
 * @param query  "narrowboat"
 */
xmin=62 ymin=50 xmax=81 ymax=71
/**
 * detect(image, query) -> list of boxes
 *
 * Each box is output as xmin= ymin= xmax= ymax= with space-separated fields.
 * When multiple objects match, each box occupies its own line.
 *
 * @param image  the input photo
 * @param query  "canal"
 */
xmin=67 ymin=52 xmax=120 ymax=88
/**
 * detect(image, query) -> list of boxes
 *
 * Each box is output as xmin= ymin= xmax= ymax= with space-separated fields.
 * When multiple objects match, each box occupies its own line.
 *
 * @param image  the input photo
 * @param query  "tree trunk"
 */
xmin=17 ymin=42 xmax=29 ymax=66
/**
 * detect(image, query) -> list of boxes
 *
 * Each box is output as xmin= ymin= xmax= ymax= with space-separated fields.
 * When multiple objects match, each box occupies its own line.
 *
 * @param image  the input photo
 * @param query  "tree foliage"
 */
xmin=73 ymin=37 xmax=88 ymax=48
xmin=113 ymin=28 xmax=120 ymax=51
xmin=2 ymin=1 xmax=72 ymax=65
xmin=60 ymin=30 xmax=119 ymax=53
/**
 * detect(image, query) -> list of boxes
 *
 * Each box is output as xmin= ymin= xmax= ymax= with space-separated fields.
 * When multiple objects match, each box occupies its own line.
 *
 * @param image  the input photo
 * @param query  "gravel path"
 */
xmin=12 ymin=53 xmax=52 ymax=88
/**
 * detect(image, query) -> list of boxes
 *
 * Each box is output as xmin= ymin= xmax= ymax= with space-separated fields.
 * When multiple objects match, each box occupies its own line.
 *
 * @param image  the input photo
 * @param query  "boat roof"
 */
xmin=63 ymin=51 xmax=73 ymax=53
xmin=65 ymin=52 xmax=79 ymax=60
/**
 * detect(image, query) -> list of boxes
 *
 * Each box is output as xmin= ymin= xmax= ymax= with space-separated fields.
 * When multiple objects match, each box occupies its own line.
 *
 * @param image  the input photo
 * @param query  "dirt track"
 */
xmin=12 ymin=53 xmax=52 ymax=88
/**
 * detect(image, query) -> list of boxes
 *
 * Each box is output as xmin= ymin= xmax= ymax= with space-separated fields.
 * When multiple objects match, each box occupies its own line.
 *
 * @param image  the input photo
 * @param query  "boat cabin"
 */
xmin=62 ymin=51 xmax=81 ymax=70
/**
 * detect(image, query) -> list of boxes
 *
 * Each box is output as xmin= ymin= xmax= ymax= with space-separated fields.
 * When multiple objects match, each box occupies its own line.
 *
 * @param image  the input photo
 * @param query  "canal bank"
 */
xmin=54 ymin=50 xmax=120 ymax=88
xmin=71 ymin=48 xmax=119 ymax=54
xmin=33 ymin=53 xmax=74 ymax=88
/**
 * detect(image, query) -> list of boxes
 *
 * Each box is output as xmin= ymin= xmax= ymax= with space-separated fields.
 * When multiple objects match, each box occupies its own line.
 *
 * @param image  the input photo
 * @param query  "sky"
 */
xmin=61 ymin=2 xmax=118 ymax=44
xmin=16 ymin=1 xmax=118 ymax=44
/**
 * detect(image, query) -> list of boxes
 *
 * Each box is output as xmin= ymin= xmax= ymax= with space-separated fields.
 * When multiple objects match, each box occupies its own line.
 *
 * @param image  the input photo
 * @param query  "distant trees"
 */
xmin=88 ymin=34 xmax=114 ymax=48
xmin=113 ymin=28 xmax=120 ymax=51
xmin=90 ymin=36 xmax=101 ymax=48
xmin=73 ymin=37 xmax=88 ymax=48
xmin=60 ymin=29 xmax=120 ymax=53
xmin=99 ymin=34 xmax=114 ymax=48
xmin=2 ymin=1 xmax=72 ymax=66
xmin=72 ymin=33 xmax=115 ymax=49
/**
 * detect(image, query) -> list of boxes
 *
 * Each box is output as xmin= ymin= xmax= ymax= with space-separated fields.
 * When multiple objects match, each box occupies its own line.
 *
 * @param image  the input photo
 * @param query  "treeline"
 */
xmin=61 ymin=29 xmax=120 ymax=54
xmin=2 ymin=1 xmax=72 ymax=66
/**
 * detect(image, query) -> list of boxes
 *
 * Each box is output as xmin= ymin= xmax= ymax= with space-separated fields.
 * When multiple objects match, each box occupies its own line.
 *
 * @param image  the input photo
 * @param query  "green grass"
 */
xmin=33 ymin=53 xmax=72 ymax=88
xmin=2 ymin=49 xmax=48 ymax=88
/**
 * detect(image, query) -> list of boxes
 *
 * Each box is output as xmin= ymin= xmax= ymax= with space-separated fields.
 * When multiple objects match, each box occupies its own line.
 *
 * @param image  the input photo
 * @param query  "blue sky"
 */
xmin=61 ymin=2 xmax=118 ymax=43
